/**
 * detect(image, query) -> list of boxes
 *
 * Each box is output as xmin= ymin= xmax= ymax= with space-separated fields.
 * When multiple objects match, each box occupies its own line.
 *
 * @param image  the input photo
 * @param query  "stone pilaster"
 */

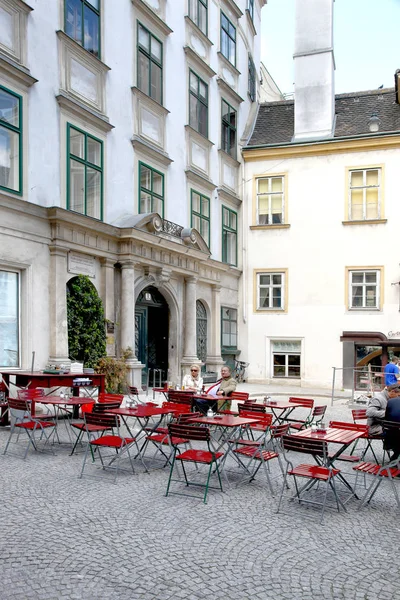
xmin=120 ymin=260 xmax=144 ymax=389
xmin=48 ymin=245 xmax=70 ymax=365
xmin=181 ymin=276 xmax=200 ymax=369
xmin=100 ymin=257 xmax=115 ymax=356
xmin=206 ymin=284 xmax=225 ymax=372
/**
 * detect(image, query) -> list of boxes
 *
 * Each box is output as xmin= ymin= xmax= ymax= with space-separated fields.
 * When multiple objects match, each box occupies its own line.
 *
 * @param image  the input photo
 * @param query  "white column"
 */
xmin=206 ymin=284 xmax=225 ymax=372
xmin=182 ymin=276 xmax=199 ymax=363
xmin=120 ymin=260 xmax=144 ymax=389
xmin=100 ymin=258 xmax=115 ymax=356
xmin=48 ymin=245 xmax=70 ymax=365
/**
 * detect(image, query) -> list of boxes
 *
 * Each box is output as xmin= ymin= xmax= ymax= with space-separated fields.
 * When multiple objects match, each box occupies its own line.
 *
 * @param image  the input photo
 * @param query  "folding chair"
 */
xmin=353 ymin=423 xmax=400 ymax=509
xmin=166 ymin=423 xmax=224 ymax=503
xmin=277 ymin=434 xmax=346 ymax=524
xmin=232 ymin=420 xmax=289 ymax=492
xmin=288 ymin=405 xmax=327 ymax=431
xmin=352 ymin=408 xmax=383 ymax=463
xmin=3 ymin=398 xmax=56 ymax=459
xmin=141 ymin=412 xmax=199 ymax=468
xmin=70 ymin=401 xmax=119 ymax=456
xmin=167 ymin=391 xmax=194 ymax=407
xmin=79 ymin=413 xmax=139 ymax=483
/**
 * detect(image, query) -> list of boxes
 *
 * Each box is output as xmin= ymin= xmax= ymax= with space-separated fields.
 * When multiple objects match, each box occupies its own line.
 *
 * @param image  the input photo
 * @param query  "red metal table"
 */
xmin=187 ymin=414 xmax=262 ymax=482
xmin=264 ymin=399 xmax=303 ymax=424
xmin=36 ymin=396 xmax=95 ymax=444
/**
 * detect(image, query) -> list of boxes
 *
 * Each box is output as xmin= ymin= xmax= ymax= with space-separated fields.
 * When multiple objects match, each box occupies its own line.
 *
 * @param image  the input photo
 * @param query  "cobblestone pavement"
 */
xmin=0 ymin=399 xmax=400 ymax=600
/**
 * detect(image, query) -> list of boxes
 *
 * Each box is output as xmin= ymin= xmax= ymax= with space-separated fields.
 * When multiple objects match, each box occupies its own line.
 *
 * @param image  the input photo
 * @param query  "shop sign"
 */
xmin=388 ymin=331 xmax=400 ymax=338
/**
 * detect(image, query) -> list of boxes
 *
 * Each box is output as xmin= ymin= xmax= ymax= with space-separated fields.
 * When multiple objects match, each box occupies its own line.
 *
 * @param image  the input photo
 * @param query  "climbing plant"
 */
xmin=66 ymin=275 xmax=106 ymax=368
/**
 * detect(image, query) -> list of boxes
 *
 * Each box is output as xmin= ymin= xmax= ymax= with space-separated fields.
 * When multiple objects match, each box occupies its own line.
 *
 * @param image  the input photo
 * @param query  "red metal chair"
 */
xmin=70 ymin=401 xmax=119 ymax=456
xmin=277 ymin=434 xmax=345 ymax=524
xmin=353 ymin=422 xmax=400 ymax=509
xmin=218 ymin=390 xmax=250 ymax=414
xmin=288 ymin=405 xmax=327 ymax=431
xmin=232 ymin=420 xmax=288 ymax=492
xmin=352 ymin=408 xmax=383 ymax=463
xmin=166 ymin=423 xmax=224 ymax=503
xmin=3 ymin=398 xmax=56 ymax=459
xmin=288 ymin=397 xmax=314 ymax=408
xmin=142 ymin=412 xmax=200 ymax=467
xmin=79 ymin=412 xmax=138 ymax=483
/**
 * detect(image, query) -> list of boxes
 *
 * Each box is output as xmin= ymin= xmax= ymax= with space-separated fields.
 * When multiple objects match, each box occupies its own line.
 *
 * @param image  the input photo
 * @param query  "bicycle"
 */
xmin=233 ymin=359 xmax=249 ymax=383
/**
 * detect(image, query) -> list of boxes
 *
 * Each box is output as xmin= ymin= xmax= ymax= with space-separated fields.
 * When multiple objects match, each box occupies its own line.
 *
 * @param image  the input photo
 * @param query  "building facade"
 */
xmin=0 ymin=0 xmax=266 ymax=387
xmin=242 ymin=0 xmax=400 ymax=390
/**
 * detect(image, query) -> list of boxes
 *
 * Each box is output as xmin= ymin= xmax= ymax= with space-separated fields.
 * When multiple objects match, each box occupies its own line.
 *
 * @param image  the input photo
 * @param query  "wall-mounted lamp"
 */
xmin=368 ymin=112 xmax=381 ymax=133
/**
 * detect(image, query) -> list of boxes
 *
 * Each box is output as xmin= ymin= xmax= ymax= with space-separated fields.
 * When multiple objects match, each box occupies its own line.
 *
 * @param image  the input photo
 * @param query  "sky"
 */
xmin=260 ymin=0 xmax=400 ymax=96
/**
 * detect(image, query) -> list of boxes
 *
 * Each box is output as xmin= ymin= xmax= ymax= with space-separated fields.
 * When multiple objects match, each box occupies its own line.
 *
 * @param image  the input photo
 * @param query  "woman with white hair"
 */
xmin=182 ymin=364 xmax=203 ymax=392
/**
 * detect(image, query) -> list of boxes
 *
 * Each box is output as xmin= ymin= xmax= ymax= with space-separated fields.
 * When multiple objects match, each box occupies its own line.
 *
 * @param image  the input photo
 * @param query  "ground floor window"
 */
xmin=0 ymin=269 xmax=19 ymax=367
xmin=272 ymin=340 xmax=301 ymax=378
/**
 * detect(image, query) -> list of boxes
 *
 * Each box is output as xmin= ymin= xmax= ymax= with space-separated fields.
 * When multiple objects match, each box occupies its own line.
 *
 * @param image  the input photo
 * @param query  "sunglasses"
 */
xmin=191 ymin=369 xmax=199 ymax=372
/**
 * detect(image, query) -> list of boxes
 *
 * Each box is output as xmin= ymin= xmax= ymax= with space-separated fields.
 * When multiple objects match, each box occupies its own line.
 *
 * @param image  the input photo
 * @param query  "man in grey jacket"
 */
xmin=366 ymin=383 xmax=400 ymax=435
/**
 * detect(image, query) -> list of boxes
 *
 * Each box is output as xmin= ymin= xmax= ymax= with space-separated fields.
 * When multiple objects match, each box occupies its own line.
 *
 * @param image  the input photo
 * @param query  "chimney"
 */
xmin=293 ymin=0 xmax=335 ymax=141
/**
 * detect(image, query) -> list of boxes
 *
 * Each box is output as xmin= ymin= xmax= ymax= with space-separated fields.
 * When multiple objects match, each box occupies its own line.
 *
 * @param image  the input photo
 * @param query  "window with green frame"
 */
xmin=67 ymin=124 xmax=103 ymax=220
xmin=189 ymin=70 xmax=208 ymax=137
xmin=221 ymin=99 xmax=237 ymax=159
xmin=139 ymin=162 xmax=164 ymax=217
xmin=222 ymin=206 xmax=237 ymax=266
xmin=0 ymin=86 xmax=22 ymax=195
xmin=191 ymin=189 xmax=210 ymax=246
xmin=137 ymin=23 xmax=163 ymax=104
xmin=65 ymin=0 xmax=100 ymax=58
xmin=188 ymin=0 xmax=208 ymax=35
xmin=221 ymin=306 xmax=237 ymax=350
xmin=220 ymin=12 xmax=236 ymax=66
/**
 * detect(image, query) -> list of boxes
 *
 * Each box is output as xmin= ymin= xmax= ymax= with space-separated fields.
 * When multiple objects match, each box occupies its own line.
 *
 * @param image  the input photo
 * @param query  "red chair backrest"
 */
xmin=8 ymin=397 xmax=31 ymax=412
xmin=312 ymin=405 xmax=327 ymax=417
xmin=93 ymin=401 xmax=122 ymax=412
xmin=17 ymin=388 xmax=44 ymax=400
xmin=289 ymin=397 xmax=314 ymax=409
xmin=177 ymin=411 xmax=201 ymax=423
xmin=352 ymin=409 xmax=367 ymax=422
xmin=231 ymin=392 xmax=250 ymax=401
xmin=168 ymin=423 xmax=210 ymax=442
xmin=85 ymin=412 xmax=119 ymax=428
xmin=167 ymin=391 xmax=193 ymax=405
xmin=98 ymin=393 xmax=124 ymax=404
xmin=329 ymin=421 xmax=369 ymax=434
xmin=282 ymin=433 xmax=326 ymax=456
xmin=238 ymin=402 xmax=266 ymax=414
xmin=271 ymin=423 xmax=290 ymax=439
xmin=162 ymin=402 xmax=191 ymax=414
xmin=239 ymin=410 xmax=272 ymax=427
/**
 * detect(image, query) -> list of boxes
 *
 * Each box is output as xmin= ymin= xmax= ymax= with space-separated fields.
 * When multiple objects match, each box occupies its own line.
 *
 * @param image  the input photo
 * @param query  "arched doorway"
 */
xmin=135 ymin=286 xmax=169 ymax=386
xmin=196 ymin=300 xmax=207 ymax=371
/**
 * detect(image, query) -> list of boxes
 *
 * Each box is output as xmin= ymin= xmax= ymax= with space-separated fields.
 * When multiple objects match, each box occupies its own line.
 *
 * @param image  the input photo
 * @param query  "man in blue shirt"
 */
xmin=384 ymin=357 xmax=399 ymax=386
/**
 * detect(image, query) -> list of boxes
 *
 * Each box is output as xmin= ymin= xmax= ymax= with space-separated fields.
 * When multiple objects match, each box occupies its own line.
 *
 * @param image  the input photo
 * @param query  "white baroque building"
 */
xmin=0 ymin=0 xmax=266 ymax=387
xmin=242 ymin=0 xmax=400 ymax=390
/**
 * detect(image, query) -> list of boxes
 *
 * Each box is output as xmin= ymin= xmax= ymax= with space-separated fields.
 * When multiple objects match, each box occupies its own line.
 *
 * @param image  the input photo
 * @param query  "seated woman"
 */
xmin=182 ymin=364 xmax=203 ymax=392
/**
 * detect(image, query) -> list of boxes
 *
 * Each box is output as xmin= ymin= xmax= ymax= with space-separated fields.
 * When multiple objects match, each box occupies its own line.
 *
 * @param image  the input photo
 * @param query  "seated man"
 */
xmin=194 ymin=365 xmax=237 ymax=414
xmin=206 ymin=365 xmax=237 ymax=411
xmin=384 ymin=393 xmax=400 ymax=460
xmin=366 ymin=383 xmax=400 ymax=436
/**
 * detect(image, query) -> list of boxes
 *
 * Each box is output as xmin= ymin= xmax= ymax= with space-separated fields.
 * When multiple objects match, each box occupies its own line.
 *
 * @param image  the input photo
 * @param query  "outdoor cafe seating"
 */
xmin=4 ymin=397 xmax=57 ymax=459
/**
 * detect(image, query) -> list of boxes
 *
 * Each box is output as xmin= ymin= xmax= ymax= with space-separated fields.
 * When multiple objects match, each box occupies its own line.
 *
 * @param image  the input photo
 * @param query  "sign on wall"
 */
xmin=68 ymin=252 xmax=96 ymax=278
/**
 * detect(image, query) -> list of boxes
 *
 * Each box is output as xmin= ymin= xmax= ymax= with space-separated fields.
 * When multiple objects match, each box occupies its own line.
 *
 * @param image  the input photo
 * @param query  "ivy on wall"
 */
xmin=66 ymin=275 xmax=106 ymax=368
